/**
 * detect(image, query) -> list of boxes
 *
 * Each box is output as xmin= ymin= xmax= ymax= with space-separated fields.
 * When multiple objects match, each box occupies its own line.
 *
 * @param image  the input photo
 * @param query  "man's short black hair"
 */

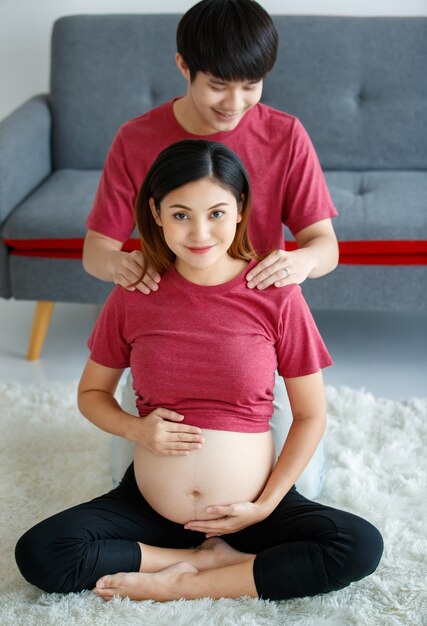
xmin=177 ymin=0 xmax=278 ymax=82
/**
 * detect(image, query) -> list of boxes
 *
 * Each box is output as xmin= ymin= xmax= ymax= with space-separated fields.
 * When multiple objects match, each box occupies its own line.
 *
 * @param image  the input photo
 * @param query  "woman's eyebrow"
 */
xmin=168 ymin=202 xmax=229 ymax=210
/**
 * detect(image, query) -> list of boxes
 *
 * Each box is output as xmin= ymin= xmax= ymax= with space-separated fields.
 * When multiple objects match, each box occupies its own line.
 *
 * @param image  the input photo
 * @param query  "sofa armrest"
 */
xmin=0 ymin=95 xmax=52 ymax=224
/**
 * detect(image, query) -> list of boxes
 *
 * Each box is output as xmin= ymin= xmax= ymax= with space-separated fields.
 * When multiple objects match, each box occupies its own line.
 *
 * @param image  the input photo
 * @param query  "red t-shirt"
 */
xmin=87 ymin=260 xmax=333 ymax=433
xmin=87 ymin=101 xmax=337 ymax=255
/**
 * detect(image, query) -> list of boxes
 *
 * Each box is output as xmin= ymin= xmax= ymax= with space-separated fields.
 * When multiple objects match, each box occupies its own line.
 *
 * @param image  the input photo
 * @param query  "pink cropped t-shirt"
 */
xmin=87 ymin=260 xmax=333 ymax=433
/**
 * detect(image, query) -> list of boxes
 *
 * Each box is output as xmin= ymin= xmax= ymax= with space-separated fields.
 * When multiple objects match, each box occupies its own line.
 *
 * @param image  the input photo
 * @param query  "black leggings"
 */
xmin=15 ymin=464 xmax=383 ymax=600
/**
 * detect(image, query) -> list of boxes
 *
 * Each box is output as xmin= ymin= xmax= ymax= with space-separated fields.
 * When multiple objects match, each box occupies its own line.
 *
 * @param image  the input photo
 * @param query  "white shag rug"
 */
xmin=0 ymin=381 xmax=426 ymax=626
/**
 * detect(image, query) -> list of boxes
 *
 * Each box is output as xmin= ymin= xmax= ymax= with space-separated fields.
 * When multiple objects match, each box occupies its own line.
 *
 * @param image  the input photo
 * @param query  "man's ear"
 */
xmin=149 ymin=198 xmax=162 ymax=226
xmin=175 ymin=53 xmax=191 ymax=81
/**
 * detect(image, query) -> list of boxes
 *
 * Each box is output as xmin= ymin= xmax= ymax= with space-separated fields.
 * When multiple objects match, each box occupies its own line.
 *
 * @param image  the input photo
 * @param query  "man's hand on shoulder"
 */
xmin=246 ymin=249 xmax=312 ymax=290
xmin=246 ymin=219 xmax=338 ymax=290
xmin=83 ymin=229 xmax=161 ymax=294
xmin=113 ymin=250 xmax=161 ymax=294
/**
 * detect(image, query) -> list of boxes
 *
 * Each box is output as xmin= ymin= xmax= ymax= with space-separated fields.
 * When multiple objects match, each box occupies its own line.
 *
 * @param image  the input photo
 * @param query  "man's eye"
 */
xmin=173 ymin=213 xmax=188 ymax=220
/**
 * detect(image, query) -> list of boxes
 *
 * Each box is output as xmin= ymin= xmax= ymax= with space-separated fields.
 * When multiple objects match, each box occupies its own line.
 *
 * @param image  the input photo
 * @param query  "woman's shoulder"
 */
xmin=252 ymin=282 xmax=303 ymax=306
xmin=111 ymin=270 xmax=178 ymax=306
xmin=234 ymin=281 xmax=306 ymax=323
xmin=105 ymin=284 xmax=153 ymax=313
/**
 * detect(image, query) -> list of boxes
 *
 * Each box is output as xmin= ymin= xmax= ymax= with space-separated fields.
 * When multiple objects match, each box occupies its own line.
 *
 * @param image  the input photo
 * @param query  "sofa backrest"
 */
xmin=51 ymin=14 xmax=427 ymax=171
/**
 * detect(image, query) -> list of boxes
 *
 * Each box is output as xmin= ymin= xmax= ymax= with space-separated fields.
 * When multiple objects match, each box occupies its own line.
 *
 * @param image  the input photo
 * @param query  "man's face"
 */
xmin=180 ymin=66 xmax=263 ymax=135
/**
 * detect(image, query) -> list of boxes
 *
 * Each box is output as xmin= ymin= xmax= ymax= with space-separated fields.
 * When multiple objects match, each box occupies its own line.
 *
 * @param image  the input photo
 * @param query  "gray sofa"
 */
xmin=0 ymin=15 xmax=426 ymax=358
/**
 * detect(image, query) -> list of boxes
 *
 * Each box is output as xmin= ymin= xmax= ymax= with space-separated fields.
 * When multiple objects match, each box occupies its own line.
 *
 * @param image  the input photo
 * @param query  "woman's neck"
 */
xmin=174 ymin=255 xmax=249 ymax=286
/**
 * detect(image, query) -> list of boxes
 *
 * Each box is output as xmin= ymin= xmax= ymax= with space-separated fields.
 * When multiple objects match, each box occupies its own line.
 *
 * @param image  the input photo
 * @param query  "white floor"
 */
xmin=0 ymin=298 xmax=426 ymax=400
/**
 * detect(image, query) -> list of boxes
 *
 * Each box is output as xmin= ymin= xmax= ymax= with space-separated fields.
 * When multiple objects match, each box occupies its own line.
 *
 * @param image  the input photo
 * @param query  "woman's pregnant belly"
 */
xmin=134 ymin=429 xmax=276 ymax=524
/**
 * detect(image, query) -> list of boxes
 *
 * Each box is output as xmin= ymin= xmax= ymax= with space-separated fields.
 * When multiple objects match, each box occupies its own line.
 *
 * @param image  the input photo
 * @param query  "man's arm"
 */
xmin=293 ymin=218 xmax=339 ymax=279
xmin=83 ymin=229 xmax=160 ymax=294
xmin=246 ymin=218 xmax=338 ymax=290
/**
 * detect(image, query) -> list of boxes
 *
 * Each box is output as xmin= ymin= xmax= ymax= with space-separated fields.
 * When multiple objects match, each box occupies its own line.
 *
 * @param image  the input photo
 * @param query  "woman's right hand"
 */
xmin=113 ymin=250 xmax=161 ymax=295
xmin=134 ymin=408 xmax=205 ymax=455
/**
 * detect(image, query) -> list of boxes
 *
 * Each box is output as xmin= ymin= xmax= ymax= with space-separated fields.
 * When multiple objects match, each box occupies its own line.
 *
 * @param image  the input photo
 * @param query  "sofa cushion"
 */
xmin=325 ymin=171 xmax=427 ymax=240
xmin=9 ymin=255 xmax=113 ymax=303
xmin=2 ymin=169 xmax=101 ymax=250
xmin=301 ymin=264 xmax=427 ymax=311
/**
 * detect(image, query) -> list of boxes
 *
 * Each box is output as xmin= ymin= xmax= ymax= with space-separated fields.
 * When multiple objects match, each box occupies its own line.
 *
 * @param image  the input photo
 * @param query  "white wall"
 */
xmin=0 ymin=0 xmax=426 ymax=121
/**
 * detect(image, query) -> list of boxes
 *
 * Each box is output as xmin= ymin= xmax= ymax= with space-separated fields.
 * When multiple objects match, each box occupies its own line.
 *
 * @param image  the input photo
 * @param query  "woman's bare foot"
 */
xmin=136 ymin=537 xmax=255 ymax=574
xmin=95 ymin=561 xmax=198 ymax=601
xmin=196 ymin=537 xmax=254 ymax=570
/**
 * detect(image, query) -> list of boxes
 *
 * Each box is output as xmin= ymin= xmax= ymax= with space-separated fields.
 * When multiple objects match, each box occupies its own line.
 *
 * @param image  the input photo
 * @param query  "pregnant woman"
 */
xmin=15 ymin=140 xmax=383 ymax=601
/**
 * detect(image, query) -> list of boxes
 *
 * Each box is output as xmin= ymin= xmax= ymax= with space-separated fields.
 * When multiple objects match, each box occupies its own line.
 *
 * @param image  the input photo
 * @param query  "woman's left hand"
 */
xmin=184 ymin=501 xmax=268 ymax=537
xmin=246 ymin=249 xmax=315 ymax=290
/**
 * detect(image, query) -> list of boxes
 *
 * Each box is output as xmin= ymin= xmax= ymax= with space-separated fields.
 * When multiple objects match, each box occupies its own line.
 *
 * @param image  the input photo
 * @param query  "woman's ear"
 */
xmin=175 ymin=53 xmax=191 ymax=81
xmin=149 ymin=198 xmax=162 ymax=226
xmin=236 ymin=195 xmax=244 ymax=223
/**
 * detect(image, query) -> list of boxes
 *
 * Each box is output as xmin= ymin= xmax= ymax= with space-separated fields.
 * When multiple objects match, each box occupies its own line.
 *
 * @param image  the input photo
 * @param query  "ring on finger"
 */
xmin=284 ymin=267 xmax=291 ymax=277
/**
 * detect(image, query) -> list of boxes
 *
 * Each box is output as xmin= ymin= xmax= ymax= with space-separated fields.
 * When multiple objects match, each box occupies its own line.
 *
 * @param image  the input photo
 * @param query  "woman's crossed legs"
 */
xmin=96 ymin=538 xmax=257 ymax=601
xmin=15 ymin=464 xmax=383 ymax=601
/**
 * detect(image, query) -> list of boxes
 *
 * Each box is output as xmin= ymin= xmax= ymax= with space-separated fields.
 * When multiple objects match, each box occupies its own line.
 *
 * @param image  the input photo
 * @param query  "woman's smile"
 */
xmin=186 ymin=244 xmax=217 ymax=255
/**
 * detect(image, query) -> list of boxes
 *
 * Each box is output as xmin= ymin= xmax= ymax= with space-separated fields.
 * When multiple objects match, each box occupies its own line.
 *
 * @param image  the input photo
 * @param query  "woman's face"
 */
xmin=150 ymin=177 xmax=242 ymax=282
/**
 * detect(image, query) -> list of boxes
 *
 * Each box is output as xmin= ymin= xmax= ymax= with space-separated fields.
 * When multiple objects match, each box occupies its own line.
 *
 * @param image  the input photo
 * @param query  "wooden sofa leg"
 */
xmin=26 ymin=301 xmax=55 ymax=360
